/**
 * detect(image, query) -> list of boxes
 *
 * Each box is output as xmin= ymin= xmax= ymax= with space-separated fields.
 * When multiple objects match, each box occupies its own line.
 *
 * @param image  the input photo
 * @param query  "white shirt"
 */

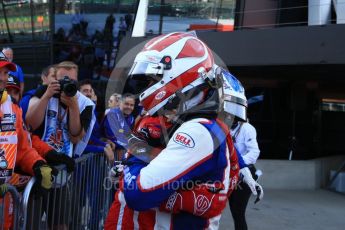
xmin=231 ymin=122 xmax=260 ymax=165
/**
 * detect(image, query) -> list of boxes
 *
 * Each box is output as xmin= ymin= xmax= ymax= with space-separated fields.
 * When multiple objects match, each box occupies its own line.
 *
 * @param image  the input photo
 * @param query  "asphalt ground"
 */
xmin=219 ymin=189 xmax=345 ymax=230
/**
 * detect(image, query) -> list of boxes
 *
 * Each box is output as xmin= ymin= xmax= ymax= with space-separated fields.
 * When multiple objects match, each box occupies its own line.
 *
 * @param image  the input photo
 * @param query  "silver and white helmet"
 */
xmin=217 ymin=67 xmax=247 ymax=121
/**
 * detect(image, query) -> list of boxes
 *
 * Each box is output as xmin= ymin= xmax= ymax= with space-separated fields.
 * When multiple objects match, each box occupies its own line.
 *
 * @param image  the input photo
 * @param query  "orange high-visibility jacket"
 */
xmin=8 ymin=103 xmax=45 ymax=175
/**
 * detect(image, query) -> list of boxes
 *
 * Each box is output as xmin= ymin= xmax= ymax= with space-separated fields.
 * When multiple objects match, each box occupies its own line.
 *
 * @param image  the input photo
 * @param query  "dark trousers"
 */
xmin=229 ymin=165 xmax=257 ymax=230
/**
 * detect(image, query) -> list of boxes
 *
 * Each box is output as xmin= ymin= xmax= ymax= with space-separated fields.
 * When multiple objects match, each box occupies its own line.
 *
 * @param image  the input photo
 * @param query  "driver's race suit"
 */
xmin=115 ymin=117 xmax=233 ymax=229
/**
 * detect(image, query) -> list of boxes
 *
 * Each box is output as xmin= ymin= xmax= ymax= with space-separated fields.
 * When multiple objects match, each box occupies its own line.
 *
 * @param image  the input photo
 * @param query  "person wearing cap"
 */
xmin=0 ymin=51 xmax=55 ymax=229
xmin=2 ymin=47 xmax=24 ymax=94
xmin=5 ymin=73 xmax=21 ymax=103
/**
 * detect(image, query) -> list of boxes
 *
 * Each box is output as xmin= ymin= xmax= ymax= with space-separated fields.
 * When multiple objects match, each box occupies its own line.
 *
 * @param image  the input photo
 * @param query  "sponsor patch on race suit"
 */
xmin=173 ymin=132 xmax=195 ymax=148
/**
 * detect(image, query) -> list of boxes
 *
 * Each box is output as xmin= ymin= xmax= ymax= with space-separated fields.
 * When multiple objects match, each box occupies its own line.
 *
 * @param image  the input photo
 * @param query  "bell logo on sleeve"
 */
xmin=173 ymin=132 xmax=195 ymax=148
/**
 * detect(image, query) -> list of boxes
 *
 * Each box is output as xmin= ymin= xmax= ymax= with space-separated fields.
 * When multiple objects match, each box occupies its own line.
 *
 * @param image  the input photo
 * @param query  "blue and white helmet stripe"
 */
xmin=222 ymin=70 xmax=245 ymax=94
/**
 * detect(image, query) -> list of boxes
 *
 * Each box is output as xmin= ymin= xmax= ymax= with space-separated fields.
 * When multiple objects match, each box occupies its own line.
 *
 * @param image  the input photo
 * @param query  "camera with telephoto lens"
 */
xmin=55 ymin=76 xmax=77 ymax=97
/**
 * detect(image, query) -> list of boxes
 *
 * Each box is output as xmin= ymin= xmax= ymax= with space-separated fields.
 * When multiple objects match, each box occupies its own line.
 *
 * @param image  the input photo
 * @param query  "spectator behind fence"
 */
xmin=5 ymin=74 xmax=21 ymax=104
xmin=20 ymin=65 xmax=56 ymax=121
xmin=26 ymin=61 xmax=95 ymax=157
xmin=101 ymin=94 xmax=135 ymax=158
xmin=79 ymin=80 xmax=114 ymax=162
xmin=105 ymin=93 xmax=121 ymax=115
xmin=25 ymin=61 xmax=95 ymax=228
xmin=0 ymin=52 xmax=55 ymax=229
xmin=2 ymin=47 xmax=24 ymax=94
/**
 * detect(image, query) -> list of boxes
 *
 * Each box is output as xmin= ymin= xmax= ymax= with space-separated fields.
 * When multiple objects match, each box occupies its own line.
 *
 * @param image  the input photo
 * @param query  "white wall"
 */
xmin=308 ymin=0 xmax=332 ymax=25
xmin=335 ymin=0 xmax=345 ymax=23
xmin=255 ymin=155 xmax=345 ymax=189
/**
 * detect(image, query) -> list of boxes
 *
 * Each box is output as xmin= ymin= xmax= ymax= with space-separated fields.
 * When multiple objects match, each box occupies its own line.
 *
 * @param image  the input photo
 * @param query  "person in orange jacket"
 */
xmin=0 ymin=52 xmax=55 ymax=230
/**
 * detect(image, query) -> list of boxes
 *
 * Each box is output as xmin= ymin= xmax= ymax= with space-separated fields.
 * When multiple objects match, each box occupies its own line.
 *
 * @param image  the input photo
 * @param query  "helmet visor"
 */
xmin=129 ymin=61 xmax=164 ymax=77
xmin=224 ymin=101 xmax=247 ymax=121
xmin=125 ymin=61 xmax=163 ymax=94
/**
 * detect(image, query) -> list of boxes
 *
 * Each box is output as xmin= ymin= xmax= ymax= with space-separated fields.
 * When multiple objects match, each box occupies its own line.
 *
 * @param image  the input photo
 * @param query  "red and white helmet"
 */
xmin=127 ymin=32 xmax=215 ymax=115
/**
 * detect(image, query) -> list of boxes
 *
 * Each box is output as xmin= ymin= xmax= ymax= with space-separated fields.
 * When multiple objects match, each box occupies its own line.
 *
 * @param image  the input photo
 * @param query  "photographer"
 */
xmin=26 ymin=61 xmax=95 ymax=157
xmin=25 ymin=61 xmax=95 ymax=228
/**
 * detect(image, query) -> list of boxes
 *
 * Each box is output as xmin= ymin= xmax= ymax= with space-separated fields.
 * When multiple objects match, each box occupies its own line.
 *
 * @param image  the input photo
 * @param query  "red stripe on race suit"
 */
xmin=138 ymin=210 xmax=156 ymax=230
xmin=216 ymin=119 xmax=240 ymax=196
xmin=122 ymin=203 xmax=135 ymax=229
xmin=104 ymin=192 xmax=122 ymax=230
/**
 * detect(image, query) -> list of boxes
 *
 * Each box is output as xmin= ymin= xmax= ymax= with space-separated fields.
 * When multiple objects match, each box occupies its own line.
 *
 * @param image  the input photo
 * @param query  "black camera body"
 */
xmin=55 ymin=76 xmax=78 ymax=97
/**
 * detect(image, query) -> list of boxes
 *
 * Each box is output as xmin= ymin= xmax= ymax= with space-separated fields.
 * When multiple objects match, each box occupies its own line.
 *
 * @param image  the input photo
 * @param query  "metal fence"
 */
xmin=1 ymin=152 xmax=114 ymax=230
xmin=0 ymin=184 xmax=22 ymax=230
